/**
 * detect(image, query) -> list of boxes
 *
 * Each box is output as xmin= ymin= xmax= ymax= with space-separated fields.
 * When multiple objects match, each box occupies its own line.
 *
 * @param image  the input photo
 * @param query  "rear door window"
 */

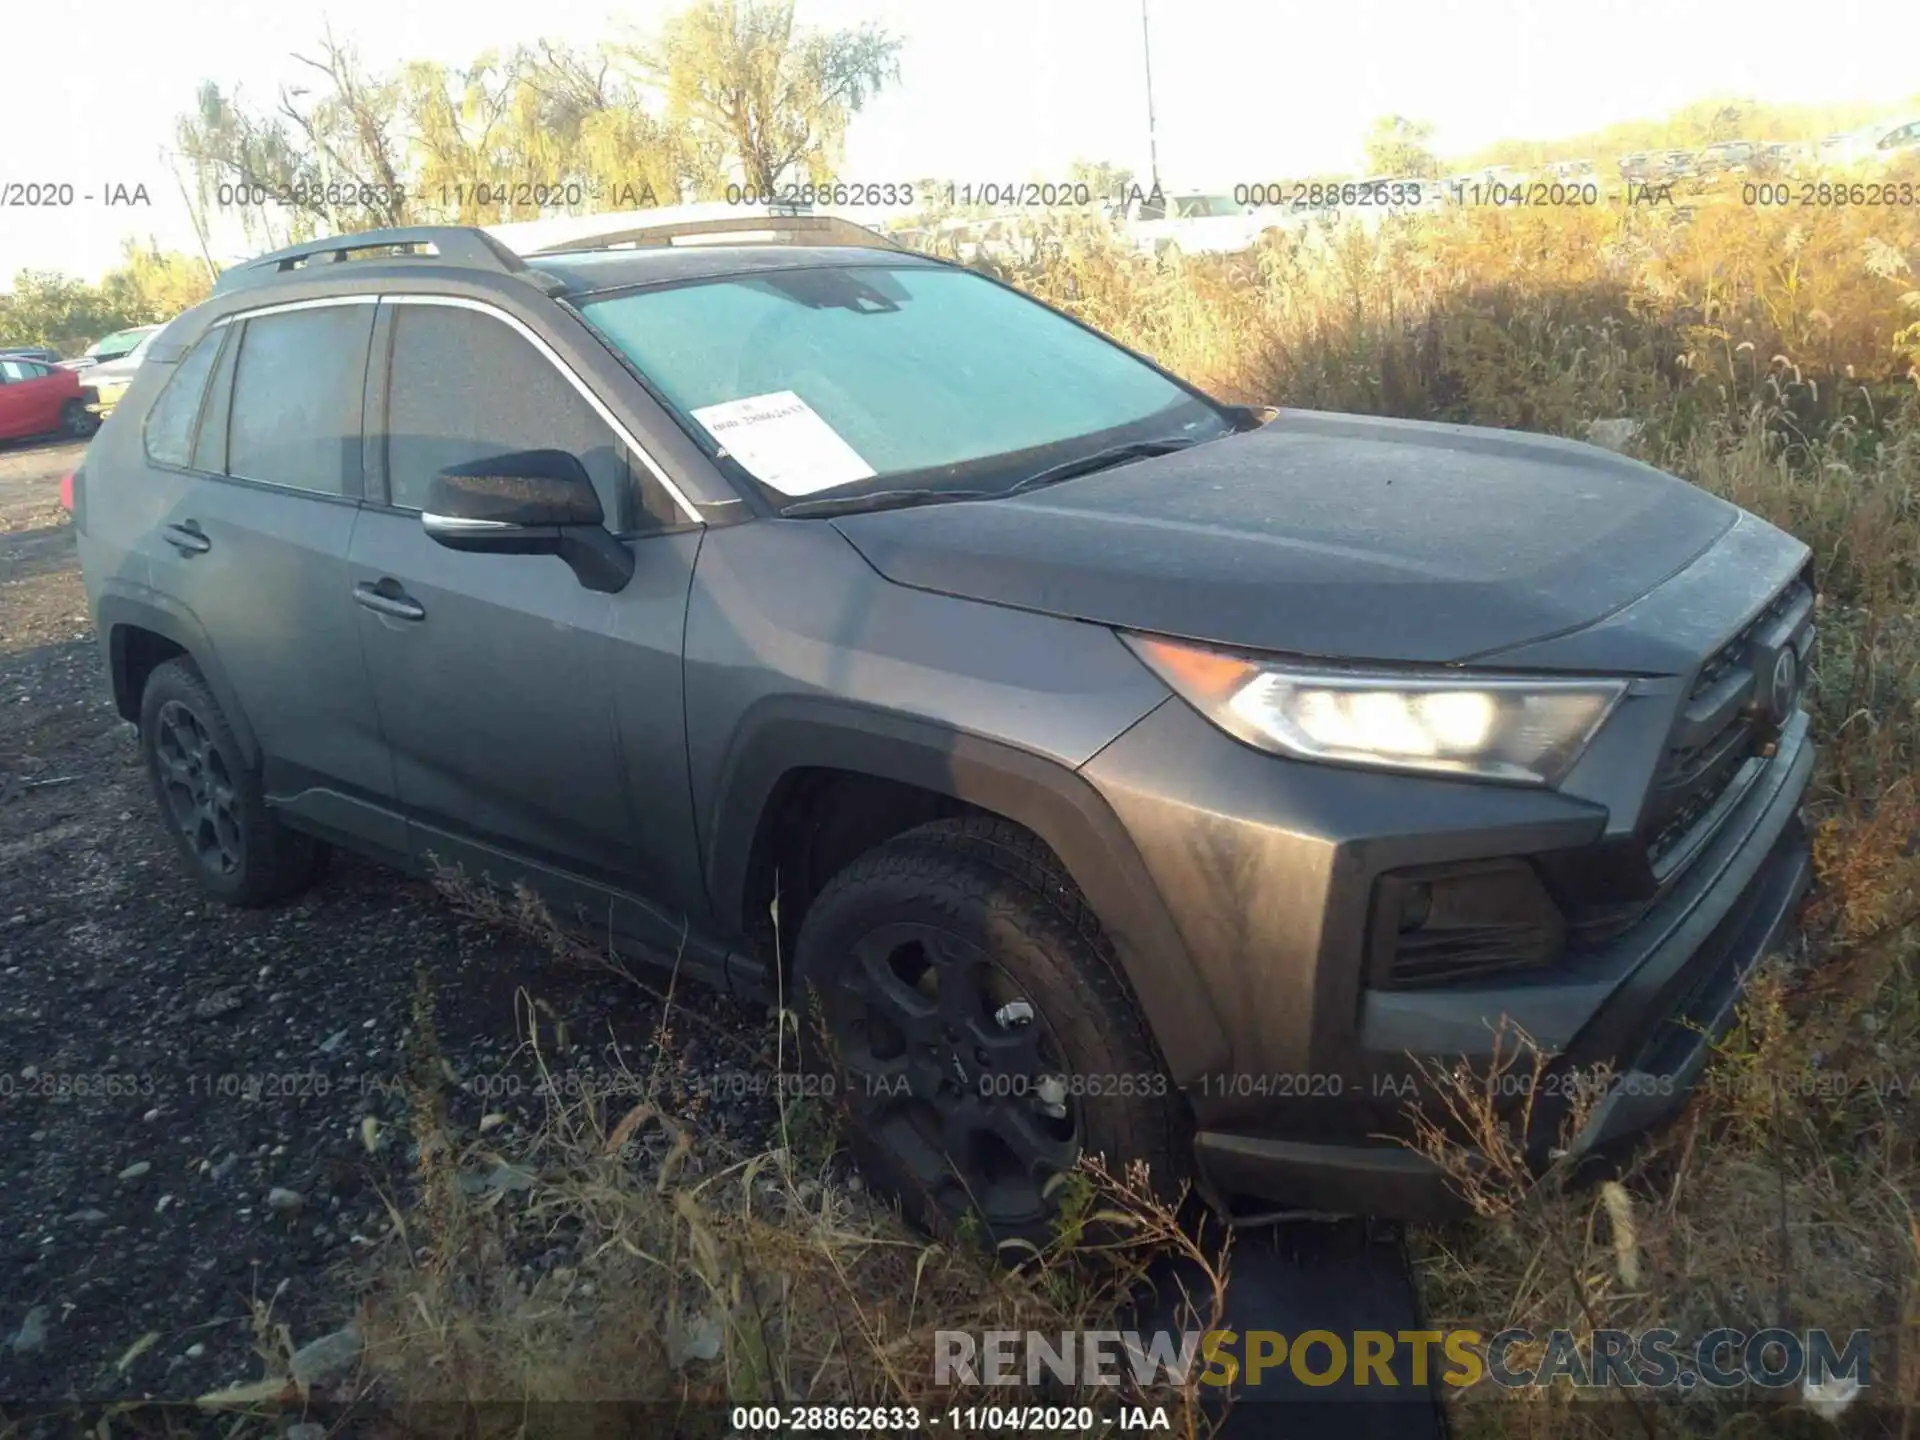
xmin=227 ymin=304 xmax=374 ymax=497
xmin=142 ymin=330 xmax=226 ymax=469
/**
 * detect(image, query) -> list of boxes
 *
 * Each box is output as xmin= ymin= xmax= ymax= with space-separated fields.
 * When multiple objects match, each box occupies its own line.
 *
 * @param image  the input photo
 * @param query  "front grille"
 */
xmin=1373 ymin=575 xmax=1813 ymax=983
xmin=1645 ymin=726 xmax=1757 ymax=868
xmin=1642 ymin=577 xmax=1810 ymax=872
xmin=1559 ymin=574 xmax=1811 ymax=952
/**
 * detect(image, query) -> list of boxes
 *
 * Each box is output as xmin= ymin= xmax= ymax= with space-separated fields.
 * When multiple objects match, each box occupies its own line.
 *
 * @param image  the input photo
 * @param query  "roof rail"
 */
xmin=485 ymin=205 xmax=904 ymax=257
xmin=212 ymin=226 xmax=550 ymax=295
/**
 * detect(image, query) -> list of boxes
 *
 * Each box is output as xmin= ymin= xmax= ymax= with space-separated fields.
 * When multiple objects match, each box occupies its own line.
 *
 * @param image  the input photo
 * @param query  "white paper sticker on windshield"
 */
xmin=690 ymin=391 xmax=876 ymax=496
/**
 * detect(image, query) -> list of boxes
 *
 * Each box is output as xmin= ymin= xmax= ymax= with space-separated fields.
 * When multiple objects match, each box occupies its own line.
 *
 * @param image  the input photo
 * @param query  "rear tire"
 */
xmin=138 ymin=658 xmax=325 ymax=907
xmin=793 ymin=817 xmax=1185 ymax=1254
xmin=60 ymin=399 xmax=99 ymax=438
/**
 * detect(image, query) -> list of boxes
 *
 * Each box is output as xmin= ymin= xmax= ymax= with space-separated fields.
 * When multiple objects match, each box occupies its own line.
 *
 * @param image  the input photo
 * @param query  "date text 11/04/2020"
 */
xmin=730 ymin=1404 xmax=1170 ymax=1433
xmin=11 ymin=1065 xmax=1916 ymax=1107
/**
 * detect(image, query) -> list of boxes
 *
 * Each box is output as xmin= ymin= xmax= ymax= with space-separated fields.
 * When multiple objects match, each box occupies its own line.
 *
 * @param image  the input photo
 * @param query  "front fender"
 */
xmin=702 ymin=697 xmax=1232 ymax=1086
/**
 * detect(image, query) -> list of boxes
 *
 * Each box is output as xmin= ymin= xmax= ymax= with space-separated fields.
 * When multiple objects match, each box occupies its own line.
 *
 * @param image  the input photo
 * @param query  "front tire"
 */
xmin=138 ymin=658 xmax=324 ymax=907
xmin=60 ymin=399 xmax=100 ymax=438
xmin=794 ymin=817 xmax=1184 ymax=1252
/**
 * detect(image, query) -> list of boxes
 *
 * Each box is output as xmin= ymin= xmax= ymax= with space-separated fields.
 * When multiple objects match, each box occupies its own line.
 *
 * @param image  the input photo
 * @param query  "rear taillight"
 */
xmin=60 ymin=471 xmax=75 ymax=511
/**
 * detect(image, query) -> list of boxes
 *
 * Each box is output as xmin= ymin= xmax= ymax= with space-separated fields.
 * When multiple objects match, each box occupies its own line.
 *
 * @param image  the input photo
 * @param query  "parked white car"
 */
xmin=1820 ymin=120 xmax=1920 ymax=169
xmin=60 ymin=324 xmax=160 ymax=373
xmin=1858 ymin=118 xmax=1920 ymax=166
xmin=1544 ymin=159 xmax=1598 ymax=182
xmin=82 ymin=328 xmax=162 ymax=416
xmin=1122 ymin=193 xmax=1273 ymax=258
xmin=926 ymin=215 xmax=1041 ymax=265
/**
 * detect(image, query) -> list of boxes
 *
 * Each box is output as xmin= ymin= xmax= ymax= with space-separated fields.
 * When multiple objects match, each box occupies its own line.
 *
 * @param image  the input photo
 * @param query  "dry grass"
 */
xmin=339 ymin=882 xmax=1234 ymax=1438
xmin=336 ymin=187 xmax=1920 ymax=1435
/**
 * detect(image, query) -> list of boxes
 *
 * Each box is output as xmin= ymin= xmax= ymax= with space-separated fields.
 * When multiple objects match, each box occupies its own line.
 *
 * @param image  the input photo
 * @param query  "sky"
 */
xmin=3 ymin=0 xmax=1918 ymax=284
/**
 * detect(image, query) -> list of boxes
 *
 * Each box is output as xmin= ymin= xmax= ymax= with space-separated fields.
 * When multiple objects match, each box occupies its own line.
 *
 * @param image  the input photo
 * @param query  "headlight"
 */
xmin=1123 ymin=634 xmax=1626 ymax=786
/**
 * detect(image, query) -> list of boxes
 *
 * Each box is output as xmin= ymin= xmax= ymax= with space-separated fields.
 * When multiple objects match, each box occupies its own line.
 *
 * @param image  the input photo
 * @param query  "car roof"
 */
xmin=205 ymin=210 xmax=927 ymax=306
xmin=526 ymin=243 xmax=941 ymax=297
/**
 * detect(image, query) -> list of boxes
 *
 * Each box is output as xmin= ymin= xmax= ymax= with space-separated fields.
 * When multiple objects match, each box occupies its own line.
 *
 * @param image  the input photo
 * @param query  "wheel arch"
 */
xmin=703 ymin=699 xmax=1232 ymax=1085
xmin=97 ymin=588 xmax=261 ymax=767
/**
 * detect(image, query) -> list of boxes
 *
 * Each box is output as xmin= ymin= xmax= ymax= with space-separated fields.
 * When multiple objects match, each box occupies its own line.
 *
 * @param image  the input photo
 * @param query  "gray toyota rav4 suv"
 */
xmin=72 ymin=223 xmax=1815 ymax=1244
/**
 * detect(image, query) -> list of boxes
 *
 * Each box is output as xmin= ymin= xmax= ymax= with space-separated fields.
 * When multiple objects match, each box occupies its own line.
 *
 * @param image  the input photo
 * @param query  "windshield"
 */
xmin=88 ymin=326 xmax=152 ymax=359
xmin=579 ymin=264 xmax=1231 ymax=509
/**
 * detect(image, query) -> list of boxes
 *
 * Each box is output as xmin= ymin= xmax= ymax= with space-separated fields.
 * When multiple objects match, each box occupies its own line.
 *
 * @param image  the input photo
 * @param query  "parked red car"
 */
xmin=0 ymin=356 xmax=98 ymax=441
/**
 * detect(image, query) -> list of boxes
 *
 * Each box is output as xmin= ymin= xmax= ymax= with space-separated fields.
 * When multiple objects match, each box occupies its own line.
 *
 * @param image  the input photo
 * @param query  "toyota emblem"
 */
xmin=1768 ymin=648 xmax=1800 ymax=721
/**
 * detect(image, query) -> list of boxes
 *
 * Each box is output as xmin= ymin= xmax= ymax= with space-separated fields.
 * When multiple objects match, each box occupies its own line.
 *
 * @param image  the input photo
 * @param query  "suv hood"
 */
xmin=830 ymin=409 xmax=1738 ymax=666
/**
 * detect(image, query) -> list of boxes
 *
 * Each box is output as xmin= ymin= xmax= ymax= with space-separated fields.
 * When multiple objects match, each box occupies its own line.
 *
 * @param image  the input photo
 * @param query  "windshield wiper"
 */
xmin=780 ymin=486 xmax=996 ymax=519
xmin=1000 ymin=437 xmax=1202 ymax=497
xmin=779 ymin=436 xmax=1207 ymax=518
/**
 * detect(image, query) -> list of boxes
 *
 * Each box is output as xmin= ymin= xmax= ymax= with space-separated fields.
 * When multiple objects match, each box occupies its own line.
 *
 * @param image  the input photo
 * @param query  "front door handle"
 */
xmin=353 ymin=580 xmax=425 ymax=622
xmin=162 ymin=521 xmax=210 ymax=555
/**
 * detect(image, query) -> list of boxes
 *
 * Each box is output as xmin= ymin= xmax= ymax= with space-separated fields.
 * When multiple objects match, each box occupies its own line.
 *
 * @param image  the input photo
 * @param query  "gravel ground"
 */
xmin=0 ymin=438 xmax=771 ymax=1407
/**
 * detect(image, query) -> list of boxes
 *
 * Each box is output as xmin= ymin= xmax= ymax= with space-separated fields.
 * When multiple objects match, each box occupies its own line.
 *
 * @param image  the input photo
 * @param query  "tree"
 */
xmin=634 ymin=0 xmax=901 ymax=196
xmin=0 ymin=272 xmax=122 ymax=354
xmin=1363 ymin=115 xmax=1441 ymax=179
xmin=175 ymin=29 xmax=412 ymax=244
xmin=520 ymin=41 xmax=713 ymax=204
xmin=404 ymin=44 xmax=700 ymax=222
xmin=169 ymin=0 xmax=903 ymax=251
xmin=99 ymin=243 xmax=216 ymax=322
xmin=175 ymin=81 xmax=313 ymax=248
xmin=0 ymin=243 xmax=207 ymax=355
xmin=278 ymin=30 xmax=412 ymax=228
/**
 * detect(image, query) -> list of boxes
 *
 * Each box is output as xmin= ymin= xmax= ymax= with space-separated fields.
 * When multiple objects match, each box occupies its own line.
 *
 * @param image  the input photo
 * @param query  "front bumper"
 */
xmin=1081 ymin=692 xmax=1815 ymax=1221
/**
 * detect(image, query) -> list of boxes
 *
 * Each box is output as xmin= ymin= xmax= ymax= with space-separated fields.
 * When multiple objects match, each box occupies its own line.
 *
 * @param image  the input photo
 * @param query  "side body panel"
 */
xmin=683 ymin=518 xmax=1234 ymax=1082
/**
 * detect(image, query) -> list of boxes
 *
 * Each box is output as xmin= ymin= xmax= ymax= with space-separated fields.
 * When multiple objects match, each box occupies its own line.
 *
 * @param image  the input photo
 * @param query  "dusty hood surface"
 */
xmin=831 ymin=409 xmax=1738 ymax=665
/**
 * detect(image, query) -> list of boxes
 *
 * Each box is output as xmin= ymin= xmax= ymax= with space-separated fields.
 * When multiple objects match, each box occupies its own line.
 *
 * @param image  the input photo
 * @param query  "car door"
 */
xmin=350 ymin=295 xmax=707 ymax=937
xmin=137 ymin=300 xmax=403 ymax=854
xmin=0 ymin=359 xmax=57 ymax=437
xmin=0 ymin=360 xmax=30 ymax=437
xmin=19 ymin=362 xmax=68 ymax=434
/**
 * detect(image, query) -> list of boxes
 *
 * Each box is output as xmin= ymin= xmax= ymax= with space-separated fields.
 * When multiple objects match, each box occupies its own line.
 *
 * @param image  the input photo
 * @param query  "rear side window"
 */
xmin=142 ymin=331 xmax=224 ymax=469
xmin=382 ymin=304 xmax=676 ymax=530
xmin=227 ymin=305 xmax=373 ymax=496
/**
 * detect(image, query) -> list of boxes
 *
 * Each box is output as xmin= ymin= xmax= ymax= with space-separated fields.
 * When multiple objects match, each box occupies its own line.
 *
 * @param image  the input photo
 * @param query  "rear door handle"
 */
xmin=353 ymin=580 xmax=425 ymax=622
xmin=162 ymin=521 xmax=210 ymax=555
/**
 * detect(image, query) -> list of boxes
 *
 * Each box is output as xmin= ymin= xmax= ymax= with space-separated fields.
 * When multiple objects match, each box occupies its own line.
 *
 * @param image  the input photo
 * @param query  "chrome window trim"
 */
xmin=208 ymin=295 xmax=377 ymax=322
xmin=386 ymin=294 xmax=700 ymax=523
xmin=209 ymin=291 xmax=702 ymax=524
xmin=214 ymin=299 xmax=374 ymax=499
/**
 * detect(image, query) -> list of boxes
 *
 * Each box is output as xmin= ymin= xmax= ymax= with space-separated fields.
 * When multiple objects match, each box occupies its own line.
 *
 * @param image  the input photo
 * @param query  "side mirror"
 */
xmin=421 ymin=449 xmax=634 ymax=593
xmin=1221 ymin=403 xmax=1280 ymax=431
xmin=424 ymin=448 xmax=604 ymax=529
